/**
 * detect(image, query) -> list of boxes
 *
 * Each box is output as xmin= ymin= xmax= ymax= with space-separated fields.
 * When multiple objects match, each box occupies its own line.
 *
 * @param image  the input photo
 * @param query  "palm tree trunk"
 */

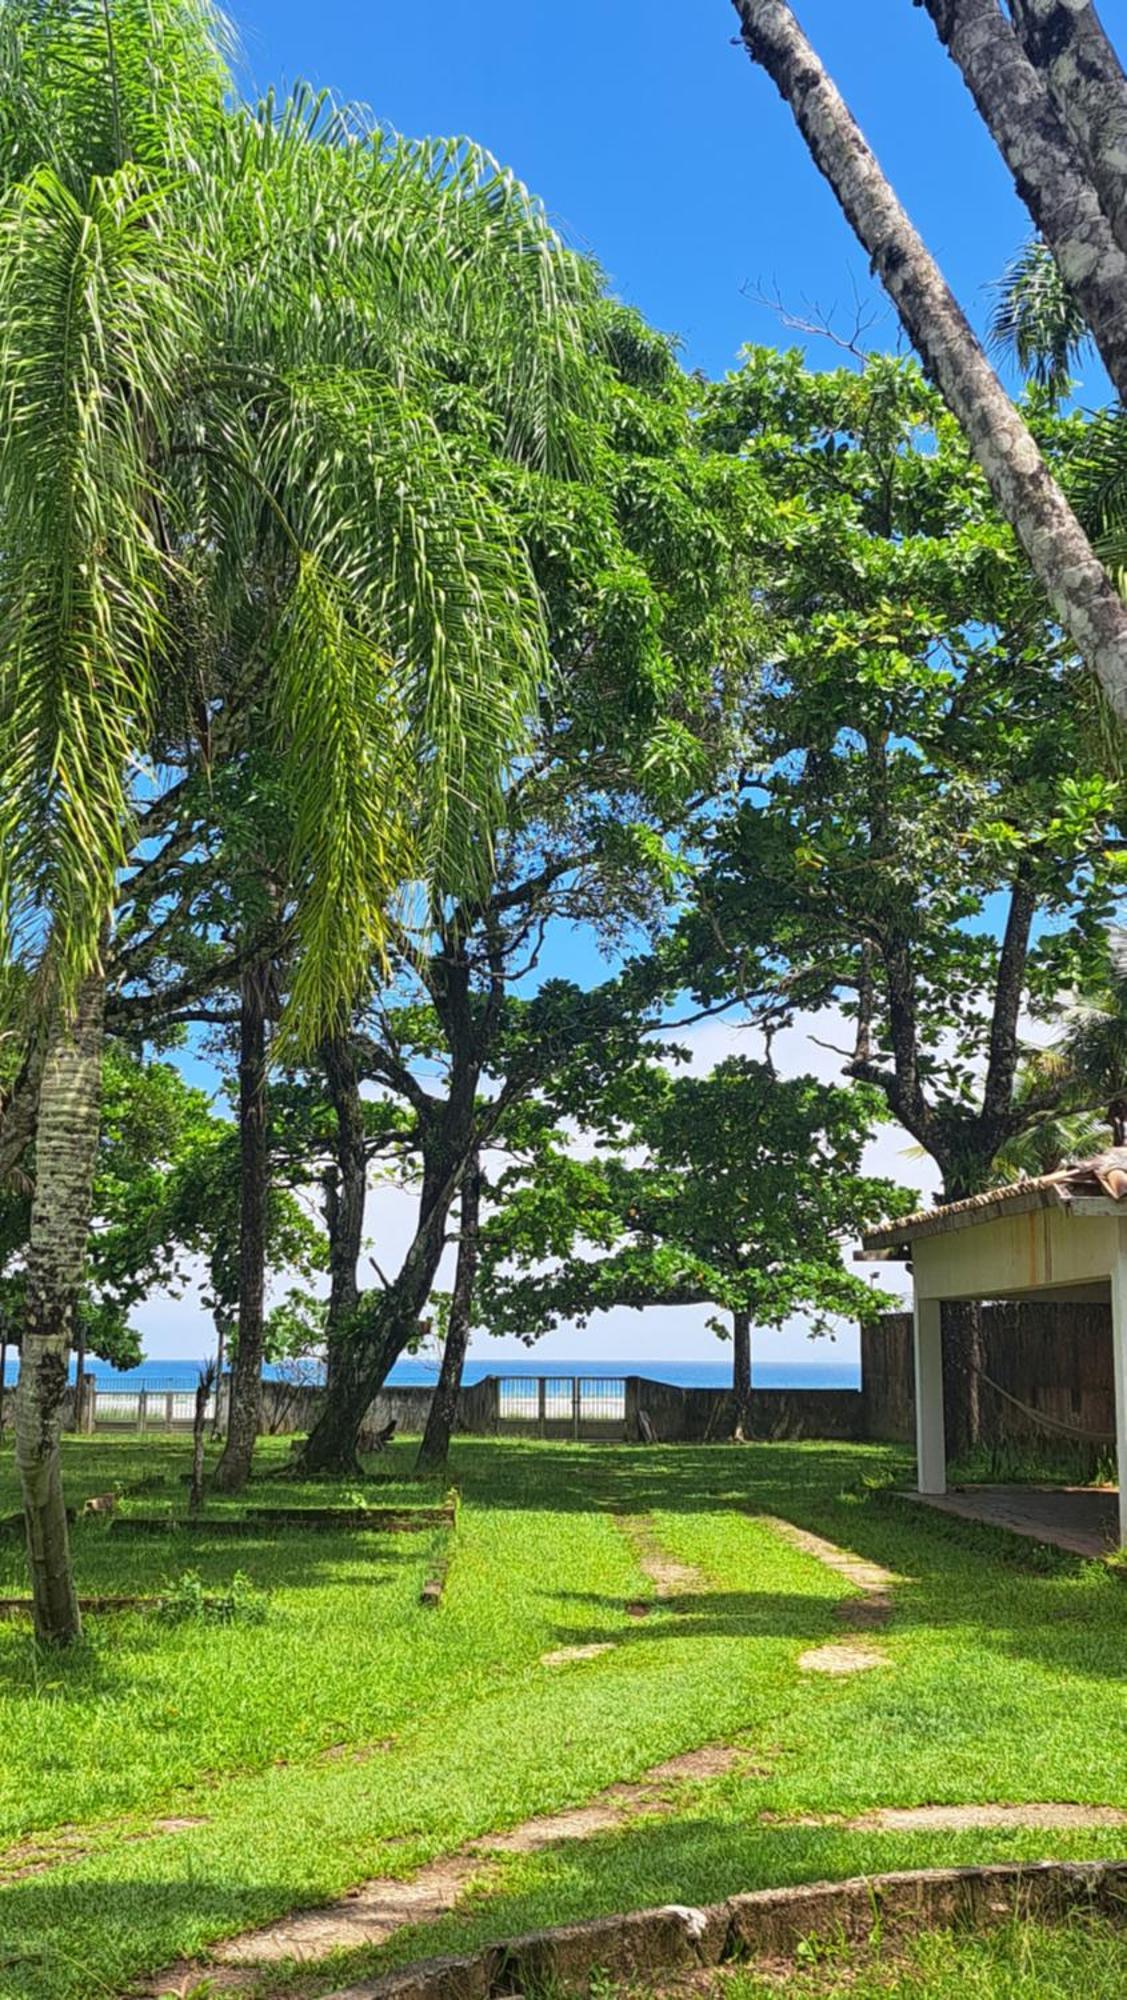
xmin=731 ymin=1308 xmax=752 ymax=1441
xmin=732 ymin=0 xmax=1127 ymax=722
xmin=213 ymin=959 xmax=270 ymax=1494
xmin=416 ymin=1153 xmax=481 ymax=1476
xmin=1011 ymin=0 xmax=1127 ymax=256
xmin=919 ymin=0 xmax=1127 ymax=402
xmin=15 ymin=967 xmax=106 ymax=1645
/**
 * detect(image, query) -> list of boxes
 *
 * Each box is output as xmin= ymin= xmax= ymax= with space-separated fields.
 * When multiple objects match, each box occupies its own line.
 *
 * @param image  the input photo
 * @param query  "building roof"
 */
xmin=862 ymin=1150 xmax=1127 ymax=1256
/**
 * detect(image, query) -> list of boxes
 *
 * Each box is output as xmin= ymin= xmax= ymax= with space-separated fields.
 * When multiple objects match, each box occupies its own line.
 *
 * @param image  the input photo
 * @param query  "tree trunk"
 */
xmin=416 ymin=1154 xmax=481 ymax=1476
xmin=213 ymin=959 xmax=270 ymax=1494
xmin=71 ymin=1315 xmax=87 ymax=1435
xmin=15 ymin=968 xmax=106 ymax=1646
xmin=732 ymin=0 xmax=1127 ymax=722
xmin=321 ymin=1035 xmax=367 ymax=1395
xmin=299 ymin=1162 xmax=459 ymax=1475
xmin=731 ymin=1307 xmax=753 ymax=1441
xmin=1011 ymin=0 xmax=1127 ymax=257
xmin=919 ymin=0 xmax=1127 ymax=402
xmin=942 ymin=1300 xmax=984 ymax=1458
xmin=211 ymin=1310 xmax=228 ymax=1437
xmin=0 ymin=1330 xmax=7 ymax=1445
xmin=189 ymin=1365 xmax=214 ymax=1516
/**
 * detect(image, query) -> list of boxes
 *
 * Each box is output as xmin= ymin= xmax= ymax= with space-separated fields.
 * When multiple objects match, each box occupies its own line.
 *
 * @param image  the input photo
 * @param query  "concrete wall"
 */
xmin=626 ymin=1376 xmax=865 ymax=1443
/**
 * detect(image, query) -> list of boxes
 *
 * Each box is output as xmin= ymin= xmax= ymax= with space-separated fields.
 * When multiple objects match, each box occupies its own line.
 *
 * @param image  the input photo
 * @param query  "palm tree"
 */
xmin=0 ymin=0 xmax=607 ymax=1638
xmin=990 ymin=238 xmax=1092 ymax=400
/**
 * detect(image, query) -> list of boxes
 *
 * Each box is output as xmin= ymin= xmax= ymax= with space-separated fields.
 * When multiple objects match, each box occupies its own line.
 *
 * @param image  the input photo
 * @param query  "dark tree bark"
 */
xmin=213 ymin=958 xmax=271 ymax=1494
xmin=416 ymin=1152 xmax=482 ymax=1476
xmin=731 ymin=1307 xmax=753 ymax=1441
xmin=70 ymin=1315 xmax=87 ymax=1435
xmin=732 ymin=0 xmax=1127 ymax=721
xmin=189 ymin=1361 xmax=216 ymax=1516
xmin=211 ymin=1309 xmax=229 ymax=1437
xmin=321 ymin=1034 xmax=367 ymax=1393
xmin=15 ymin=968 xmax=106 ymax=1645
xmin=1011 ymin=0 xmax=1127 ymax=257
xmin=943 ymin=1300 xmax=984 ymax=1457
xmin=919 ymin=0 xmax=1127 ymax=401
xmin=299 ymin=1147 xmax=463 ymax=1475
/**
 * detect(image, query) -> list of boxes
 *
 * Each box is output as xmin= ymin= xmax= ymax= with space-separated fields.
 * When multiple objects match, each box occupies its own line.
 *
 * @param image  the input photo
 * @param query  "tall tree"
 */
xmin=730 ymin=0 xmax=1127 ymax=720
xmin=0 ymin=0 xmax=608 ymax=1631
xmin=295 ymin=317 xmax=764 ymax=1471
xmin=679 ymin=352 xmax=1127 ymax=1203
xmin=477 ymin=1060 xmax=906 ymax=1437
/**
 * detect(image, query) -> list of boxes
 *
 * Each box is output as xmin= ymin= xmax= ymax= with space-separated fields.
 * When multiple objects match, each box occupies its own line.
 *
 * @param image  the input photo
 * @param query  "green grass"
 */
xmin=624 ymin=1916 xmax=1127 ymax=1997
xmin=1 ymin=1436 xmax=1127 ymax=2000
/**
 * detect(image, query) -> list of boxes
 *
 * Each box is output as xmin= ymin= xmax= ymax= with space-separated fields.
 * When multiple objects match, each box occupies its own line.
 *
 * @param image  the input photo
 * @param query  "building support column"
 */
xmin=913 ymin=1291 xmax=946 ymax=1495
xmin=1110 ymin=1232 xmax=1127 ymax=1548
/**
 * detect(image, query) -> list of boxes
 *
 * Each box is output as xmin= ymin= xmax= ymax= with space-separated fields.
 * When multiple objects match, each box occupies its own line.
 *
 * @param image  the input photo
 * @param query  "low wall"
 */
xmin=244 ymin=1373 xmax=502 ymax=1444
xmin=626 ymin=1377 xmax=865 ymax=1443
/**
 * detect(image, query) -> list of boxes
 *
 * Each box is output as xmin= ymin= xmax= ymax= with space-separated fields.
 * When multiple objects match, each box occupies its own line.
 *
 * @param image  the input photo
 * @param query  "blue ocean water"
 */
xmin=1 ymin=1354 xmax=860 ymax=1391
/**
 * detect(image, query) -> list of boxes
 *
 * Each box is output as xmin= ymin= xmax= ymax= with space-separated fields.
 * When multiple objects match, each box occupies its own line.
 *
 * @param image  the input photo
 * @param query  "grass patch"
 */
xmin=0 ymin=1436 xmax=1126 ymax=2000
xmin=663 ymin=1913 xmax=1127 ymax=1995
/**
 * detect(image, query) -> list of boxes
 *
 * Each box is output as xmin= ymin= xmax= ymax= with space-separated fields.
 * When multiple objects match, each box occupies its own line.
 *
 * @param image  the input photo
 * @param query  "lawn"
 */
xmin=1 ymin=1434 xmax=1126 ymax=2000
xmin=627 ymin=1916 xmax=1127 ymax=1998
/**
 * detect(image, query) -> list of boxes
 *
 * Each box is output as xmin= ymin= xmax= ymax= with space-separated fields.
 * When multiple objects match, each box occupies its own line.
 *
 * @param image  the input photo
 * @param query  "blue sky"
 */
xmin=230 ymin=0 xmax=1041 ymax=380
xmin=135 ymin=0 xmax=1119 ymax=1370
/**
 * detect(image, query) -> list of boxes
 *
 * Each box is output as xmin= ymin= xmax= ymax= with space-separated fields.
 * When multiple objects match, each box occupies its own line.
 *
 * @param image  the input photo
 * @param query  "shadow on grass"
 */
xmin=0 ymin=1871 xmax=314 ymax=2000
xmin=540 ymin=1585 xmax=840 ymax=1650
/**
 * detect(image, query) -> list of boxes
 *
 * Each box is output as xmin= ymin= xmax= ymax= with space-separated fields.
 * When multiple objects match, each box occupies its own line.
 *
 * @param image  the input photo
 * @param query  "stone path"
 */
xmin=145 ymin=1743 xmax=752 ymax=1991
xmin=759 ymin=1516 xmax=900 ymax=1676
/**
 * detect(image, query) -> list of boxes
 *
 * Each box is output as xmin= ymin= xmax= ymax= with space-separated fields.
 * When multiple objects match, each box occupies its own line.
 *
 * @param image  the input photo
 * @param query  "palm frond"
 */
xmin=990 ymin=237 xmax=1091 ymax=398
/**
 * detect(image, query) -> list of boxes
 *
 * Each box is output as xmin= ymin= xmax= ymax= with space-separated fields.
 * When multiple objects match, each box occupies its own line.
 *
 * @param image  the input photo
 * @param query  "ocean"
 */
xmin=0 ymin=1354 xmax=861 ymax=1391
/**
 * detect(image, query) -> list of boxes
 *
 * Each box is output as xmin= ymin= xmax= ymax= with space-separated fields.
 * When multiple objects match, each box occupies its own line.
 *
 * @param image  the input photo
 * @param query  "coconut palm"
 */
xmin=0 ymin=0 xmax=607 ymax=1639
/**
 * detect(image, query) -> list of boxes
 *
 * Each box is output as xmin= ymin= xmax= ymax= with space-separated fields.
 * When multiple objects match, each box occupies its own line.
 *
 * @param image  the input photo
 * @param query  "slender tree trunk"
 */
xmin=731 ymin=1307 xmax=753 ymax=1441
xmin=416 ymin=1153 xmax=481 ymax=1476
xmin=213 ymin=960 xmax=270 ymax=1494
xmin=0 ymin=1330 xmax=6 ymax=1445
xmin=211 ymin=1310 xmax=228 ymax=1438
xmin=189 ymin=1363 xmax=215 ymax=1516
xmin=732 ymin=0 xmax=1127 ymax=721
xmin=1011 ymin=0 xmax=1127 ymax=256
xmin=15 ymin=968 xmax=106 ymax=1646
xmin=71 ymin=1316 xmax=87 ymax=1435
xmin=321 ymin=1035 xmax=366 ymax=1395
xmin=919 ymin=0 xmax=1127 ymax=401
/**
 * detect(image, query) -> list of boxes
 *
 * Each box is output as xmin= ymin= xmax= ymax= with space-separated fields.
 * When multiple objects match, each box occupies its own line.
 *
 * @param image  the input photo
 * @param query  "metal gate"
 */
xmin=496 ymin=1376 xmax=626 ymax=1441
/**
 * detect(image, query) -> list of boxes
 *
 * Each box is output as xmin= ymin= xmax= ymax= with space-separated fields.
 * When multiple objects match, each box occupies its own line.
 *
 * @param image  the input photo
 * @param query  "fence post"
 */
xmin=572 ymin=1377 xmax=581 ymax=1441
xmin=138 ymin=1389 xmax=148 ymax=1435
xmin=625 ymin=1378 xmax=639 ymax=1442
xmin=538 ymin=1377 xmax=546 ymax=1439
xmin=165 ymin=1392 xmax=175 ymax=1430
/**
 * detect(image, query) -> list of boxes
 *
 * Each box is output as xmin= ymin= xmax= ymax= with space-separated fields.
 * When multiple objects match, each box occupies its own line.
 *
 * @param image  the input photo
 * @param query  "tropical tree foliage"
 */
xmin=477 ymin=1057 xmax=908 ymax=1435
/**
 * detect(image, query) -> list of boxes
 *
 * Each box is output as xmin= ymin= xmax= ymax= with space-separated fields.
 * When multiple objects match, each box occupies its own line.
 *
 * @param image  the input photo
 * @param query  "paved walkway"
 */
xmin=899 ymin=1484 xmax=1119 ymax=1558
